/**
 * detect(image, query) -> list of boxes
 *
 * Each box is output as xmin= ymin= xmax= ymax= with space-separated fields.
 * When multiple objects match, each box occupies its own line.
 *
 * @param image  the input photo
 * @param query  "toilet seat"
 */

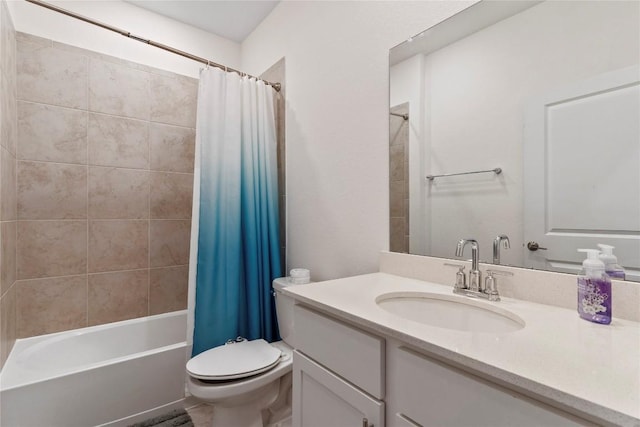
xmin=187 ymin=339 xmax=283 ymax=381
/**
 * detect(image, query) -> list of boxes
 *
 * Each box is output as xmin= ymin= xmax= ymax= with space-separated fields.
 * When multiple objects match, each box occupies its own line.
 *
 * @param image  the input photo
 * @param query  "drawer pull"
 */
xmin=362 ymin=418 xmax=373 ymax=427
xmin=397 ymin=413 xmax=423 ymax=426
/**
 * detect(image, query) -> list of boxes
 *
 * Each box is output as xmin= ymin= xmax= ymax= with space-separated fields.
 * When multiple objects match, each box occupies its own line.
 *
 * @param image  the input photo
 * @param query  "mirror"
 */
xmin=389 ymin=0 xmax=640 ymax=281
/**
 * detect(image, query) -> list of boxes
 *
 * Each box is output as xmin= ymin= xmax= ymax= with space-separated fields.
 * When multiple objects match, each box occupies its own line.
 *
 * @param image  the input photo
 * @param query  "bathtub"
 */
xmin=0 ymin=310 xmax=188 ymax=427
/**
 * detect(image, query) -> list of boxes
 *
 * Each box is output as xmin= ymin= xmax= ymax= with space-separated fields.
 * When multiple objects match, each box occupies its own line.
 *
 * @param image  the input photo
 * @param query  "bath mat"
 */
xmin=128 ymin=409 xmax=194 ymax=427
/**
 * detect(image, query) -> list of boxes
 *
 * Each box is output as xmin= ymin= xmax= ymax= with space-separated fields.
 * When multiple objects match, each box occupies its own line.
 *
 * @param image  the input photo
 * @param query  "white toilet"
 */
xmin=186 ymin=278 xmax=296 ymax=427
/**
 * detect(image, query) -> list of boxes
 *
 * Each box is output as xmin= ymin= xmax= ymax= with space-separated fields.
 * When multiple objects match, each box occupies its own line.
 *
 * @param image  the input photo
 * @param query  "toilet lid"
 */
xmin=187 ymin=339 xmax=283 ymax=381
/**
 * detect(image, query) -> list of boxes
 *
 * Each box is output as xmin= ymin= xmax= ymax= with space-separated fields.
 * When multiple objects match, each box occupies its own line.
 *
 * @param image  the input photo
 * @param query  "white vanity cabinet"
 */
xmin=292 ymin=305 xmax=385 ymax=427
xmin=385 ymin=341 xmax=594 ymax=427
xmin=292 ymin=302 xmax=596 ymax=427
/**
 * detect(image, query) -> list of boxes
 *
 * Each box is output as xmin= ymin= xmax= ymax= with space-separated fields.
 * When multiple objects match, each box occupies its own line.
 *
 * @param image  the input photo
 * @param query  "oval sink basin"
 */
xmin=376 ymin=292 xmax=525 ymax=334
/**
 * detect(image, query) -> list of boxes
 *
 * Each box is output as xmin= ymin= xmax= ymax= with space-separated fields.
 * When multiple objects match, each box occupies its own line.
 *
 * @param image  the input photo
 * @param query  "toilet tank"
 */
xmin=273 ymin=277 xmax=298 ymax=346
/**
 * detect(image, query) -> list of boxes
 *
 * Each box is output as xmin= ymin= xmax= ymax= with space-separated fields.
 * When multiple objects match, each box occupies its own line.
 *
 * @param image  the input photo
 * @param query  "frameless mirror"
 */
xmin=389 ymin=0 xmax=640 ymax=281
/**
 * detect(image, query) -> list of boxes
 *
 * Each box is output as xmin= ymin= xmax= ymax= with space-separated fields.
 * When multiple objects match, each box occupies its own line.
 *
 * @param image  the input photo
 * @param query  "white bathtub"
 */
xmin=0 ymin=310 xmax=188 ymax=427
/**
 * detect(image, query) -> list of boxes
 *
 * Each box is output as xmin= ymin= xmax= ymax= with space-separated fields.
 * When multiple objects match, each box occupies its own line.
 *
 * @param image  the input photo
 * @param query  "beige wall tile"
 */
xmin=88 ymin=269 xmax=148 ymax=326
xmin=149 ymin=123 xmax=195 ymax=173
xmin=0 ymin=284 xmax=16 ymax=367
xmin=1 ymin=146 xmax=16 ymax=220
xmin=16 ymin=275 xmax=87 ymax=337
xmin=18 ymin=101 xmax=87 ymax=163
xmin=9 ymin=35 xmax=202 ymax=335
xmin=1 ymin=220 xmax=16 ymax=295
xmin=15 ymin=32 xmax=51 ymax=48
xmin=17 ymin=220 xmax=87 ymax=279
xmin=149 ymin=265 xmax=187 ymax=315
xmin=1 ymin=0 xmax=16 ymax=78
xmin=88 ymin=113 xmax=149 ymax=169
xmin=1 ymin=73 xmax=17 ymax=156
xmin=89 ymin=59 xmax=149 ymax=120
xmin=150 ymin=74 xmax=197 ymax=127
xmin=88 ymin=167 xmax=149 ymax=219
xmin=389 ymin=180 xmax=405 ymax=218
xmin=1 ymin=6 xmax=17 ymax=143
xmin=390 ymin=217 xmax=406 ymax=253
xmin=261 ymin=58 xmax=286 ymax=273
xmin=18 ymin=161 xmax=87 ymax=219
xmin=17 ymin=40 xmax=88 ymax=109
xmin=88 ymin=220 xmax=148 ymax=272
xmin=279 ymin=195 xmax=286 ymax=246
xmin=150 ymin=172 xmax=193 ymax=219
xmin=404 ymin=199 xmax=410 ymax=235
xmin=150 ymin=220 xmax=190 ymax=267
xmin=389 ymin=144 xmax=405 ymax=182
xmin=53 ymin=40 xmax=159 ymax=75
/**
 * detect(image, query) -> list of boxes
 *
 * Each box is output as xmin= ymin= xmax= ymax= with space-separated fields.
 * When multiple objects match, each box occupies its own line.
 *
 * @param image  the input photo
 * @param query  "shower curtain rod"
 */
xmin=390 ymin=112 xmax=409 ymax=120
xmin=25 ymin=0 xmax=282 ymax=92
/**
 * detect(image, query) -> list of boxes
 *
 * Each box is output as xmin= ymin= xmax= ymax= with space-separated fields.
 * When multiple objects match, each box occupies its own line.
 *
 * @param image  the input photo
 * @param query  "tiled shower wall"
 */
xmin=11 ymin=32 xmax=196 ymax=339
xmin=0 ymin=0 xmax=18 ymax=368
xmin=389 ymin=103 xmax=409 ymax=253
xmin=260 ymin=58 xmax=286 ymax=273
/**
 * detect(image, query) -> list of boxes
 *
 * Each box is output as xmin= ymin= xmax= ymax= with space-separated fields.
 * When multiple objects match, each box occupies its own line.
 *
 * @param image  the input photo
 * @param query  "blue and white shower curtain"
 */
xmin=188 ymin=68 xmax=282 ymax=356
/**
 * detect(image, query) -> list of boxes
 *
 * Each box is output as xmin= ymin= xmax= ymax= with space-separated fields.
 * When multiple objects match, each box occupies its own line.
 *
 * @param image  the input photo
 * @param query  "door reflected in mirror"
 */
xmin=389 ymin=0 xmax=640 ymax=281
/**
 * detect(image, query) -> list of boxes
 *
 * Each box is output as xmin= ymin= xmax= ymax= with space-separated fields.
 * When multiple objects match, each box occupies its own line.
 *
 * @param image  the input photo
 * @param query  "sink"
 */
xmin=376 ymin=292 xmax=525 ymax=333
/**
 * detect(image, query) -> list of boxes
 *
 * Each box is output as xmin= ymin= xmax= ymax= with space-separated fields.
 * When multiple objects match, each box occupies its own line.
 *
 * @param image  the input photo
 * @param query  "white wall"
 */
xmin=6 ymin=0 xmax=240 ymax=78
xmin=241 ymin=1 xmax=474 ymax=281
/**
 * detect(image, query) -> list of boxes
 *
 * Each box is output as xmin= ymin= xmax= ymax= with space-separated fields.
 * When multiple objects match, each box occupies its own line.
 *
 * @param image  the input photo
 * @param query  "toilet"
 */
xmin=186 ymin=278 xmax=296 ymax=427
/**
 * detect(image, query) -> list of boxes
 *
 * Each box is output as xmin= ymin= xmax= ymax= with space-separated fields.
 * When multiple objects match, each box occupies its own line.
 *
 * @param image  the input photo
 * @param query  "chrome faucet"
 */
xmin=492 ymin=235 xmax=510 ymax=265
xmin=455 ymin=239 xmax=481 ymax=292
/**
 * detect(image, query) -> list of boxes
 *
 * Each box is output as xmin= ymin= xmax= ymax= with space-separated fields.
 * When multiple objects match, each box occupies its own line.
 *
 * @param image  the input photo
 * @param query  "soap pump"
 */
xmin=577 ymin=249 xmax=612 ymax=324
xmin=597 ymin=244 xmax=626 ymax=280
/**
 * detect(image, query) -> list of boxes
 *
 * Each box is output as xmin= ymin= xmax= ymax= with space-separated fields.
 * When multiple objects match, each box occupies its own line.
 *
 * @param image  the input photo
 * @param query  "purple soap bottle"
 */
xmin=577 ymin=249 xmax=612 ymax=325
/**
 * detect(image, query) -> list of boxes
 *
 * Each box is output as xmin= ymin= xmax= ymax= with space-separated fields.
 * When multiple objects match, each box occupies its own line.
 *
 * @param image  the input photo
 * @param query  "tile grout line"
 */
xmin=13 ymin=43 xmax=19 ymax=342
xmin=13 ymin=265 xmax=189 ymax=284
xmin=17 ymin=97 xmax=196 ymax=130
xmin=147 ymin=71 xmax=152 ymax=317
xmin=85 ymin=61 xmax=90 ymax=328
xmin=16 ymin=158 xmax=195 ymax=176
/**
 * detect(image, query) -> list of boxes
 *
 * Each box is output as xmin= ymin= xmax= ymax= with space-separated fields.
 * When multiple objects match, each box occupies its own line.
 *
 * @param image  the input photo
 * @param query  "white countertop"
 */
xmin=283 ymin=272 xmax=640 ymax=426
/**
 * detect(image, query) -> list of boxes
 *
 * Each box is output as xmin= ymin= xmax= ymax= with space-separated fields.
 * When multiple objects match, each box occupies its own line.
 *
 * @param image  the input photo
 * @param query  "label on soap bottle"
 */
xmin=577 ymin=276 xmax=612 ymax=325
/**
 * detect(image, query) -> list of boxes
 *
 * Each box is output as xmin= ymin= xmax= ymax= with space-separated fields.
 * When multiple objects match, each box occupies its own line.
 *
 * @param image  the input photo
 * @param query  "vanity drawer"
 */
xmin=387 ymin=345 xmax=592 ymax=426
xmin=294 ymin=305 xmax=384 ymax=399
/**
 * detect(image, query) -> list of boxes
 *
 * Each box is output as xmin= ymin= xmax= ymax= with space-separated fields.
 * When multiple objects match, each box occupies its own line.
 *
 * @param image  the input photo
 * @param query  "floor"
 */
xmin=185 ymin=403 xmax=214 ymax=427
xmin=184 ymin=402 xmax=292 ymax=427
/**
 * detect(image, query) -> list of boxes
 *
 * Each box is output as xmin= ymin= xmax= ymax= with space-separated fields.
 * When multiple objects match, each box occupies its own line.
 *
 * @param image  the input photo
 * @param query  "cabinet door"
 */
xmin=293 ymin=350 xmax=384 ymax=427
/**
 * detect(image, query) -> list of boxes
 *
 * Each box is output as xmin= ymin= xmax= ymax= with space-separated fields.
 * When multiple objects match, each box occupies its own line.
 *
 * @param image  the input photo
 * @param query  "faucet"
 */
xmin=492 ymin=235 xmax=510 ymax=265
xmin=455 ymin=239 xmax=481 ymax=292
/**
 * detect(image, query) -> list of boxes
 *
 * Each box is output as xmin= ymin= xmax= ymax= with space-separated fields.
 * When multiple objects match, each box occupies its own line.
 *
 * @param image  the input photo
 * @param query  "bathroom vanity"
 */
xmin=284 ymin=269 xmax=640 ymax=427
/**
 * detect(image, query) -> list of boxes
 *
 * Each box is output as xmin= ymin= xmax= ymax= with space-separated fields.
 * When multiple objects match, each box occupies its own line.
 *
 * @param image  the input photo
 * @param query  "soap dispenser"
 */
xmin=597 ymin=244 xmax=626 ymax=280
xmin=577 ymin=249 xmax=612 ymax=325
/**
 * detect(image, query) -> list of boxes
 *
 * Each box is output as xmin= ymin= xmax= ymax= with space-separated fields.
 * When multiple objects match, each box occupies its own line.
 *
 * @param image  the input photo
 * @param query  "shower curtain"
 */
xmin=190 ymin=68 xmax=282 ymax=356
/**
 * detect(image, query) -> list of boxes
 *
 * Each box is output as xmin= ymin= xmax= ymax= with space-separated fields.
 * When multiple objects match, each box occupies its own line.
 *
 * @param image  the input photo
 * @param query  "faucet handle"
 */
xmin=484 ymin=269 xmax=513 ymax=302
xmin=444 ymin=263 xmax=466 ymax=290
